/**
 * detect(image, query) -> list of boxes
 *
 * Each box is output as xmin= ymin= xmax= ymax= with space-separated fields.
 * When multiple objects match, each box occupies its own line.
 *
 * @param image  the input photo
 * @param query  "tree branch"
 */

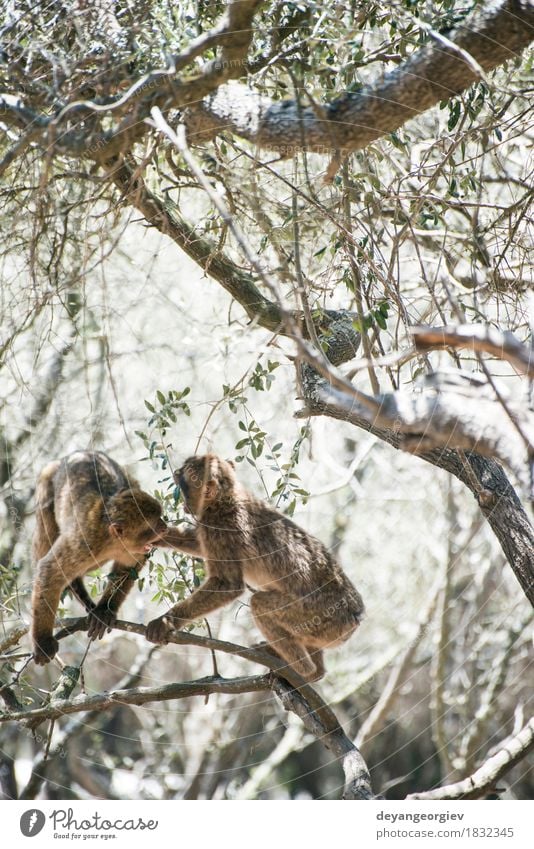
xmin=0 ymin=1 xmax=265 ymax=161
xmin=413 ymin=324 xmax=534 ymax=379
xmin=407 ymin=717 xmax=534 ymax=800
xmin=299 ymin=370 xmax=534 ymax=607
xmin=110 ymin=159 xmax=360 ymax=360
xmin=316 ymin=371 xmax=534 ymax=483
xmin=0 ymin=673 xmax=271 ymax=724
xmin=184 ymin=0 xmax=534 ymax=152
xmin=2 ymin=616 xmax=375 ymax=799
xmin=273 ymin=677 xmax=373 ymax=800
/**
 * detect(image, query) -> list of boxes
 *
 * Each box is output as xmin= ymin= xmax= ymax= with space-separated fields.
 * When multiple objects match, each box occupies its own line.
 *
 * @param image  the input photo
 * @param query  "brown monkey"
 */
xmin=31 ymin=450 xmax=168 ymax=666
xmin=147 ymin=454 xmax=364 ymax=682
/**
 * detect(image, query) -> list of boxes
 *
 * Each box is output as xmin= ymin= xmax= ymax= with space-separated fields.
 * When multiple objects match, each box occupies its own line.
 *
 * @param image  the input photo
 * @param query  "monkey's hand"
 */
xmin=146 ymin=614 xmax=184 ymax=645
xmin=87 ymin=606 xmax=117 ymax=640
xmin=33 ymin=635 xmax=59 ymax=666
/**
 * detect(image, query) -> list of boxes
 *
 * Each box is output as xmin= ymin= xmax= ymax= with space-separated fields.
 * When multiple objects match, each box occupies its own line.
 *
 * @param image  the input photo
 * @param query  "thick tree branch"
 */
xmin=300 ymin=370 xmax=534 ymax=607
xmin=407 ymin=717 xmax=534 ymax=800
xmin=273 ymin=678 xmax=373 ymax=800
xmin=52 ymin=617 xmax=348 ymax=731
xmin=316 ymin=372 xmax=534 ymax=483
xmin=184 ymin=0 xmax=534 ymax=152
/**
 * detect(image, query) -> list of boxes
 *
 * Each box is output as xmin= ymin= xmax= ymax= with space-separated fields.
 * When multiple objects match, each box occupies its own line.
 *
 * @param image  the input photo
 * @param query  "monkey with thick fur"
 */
xmin=31 ymin=450 xmax=169 ymax=666
xmin=147 ymin=454 xmax=364 ymax=682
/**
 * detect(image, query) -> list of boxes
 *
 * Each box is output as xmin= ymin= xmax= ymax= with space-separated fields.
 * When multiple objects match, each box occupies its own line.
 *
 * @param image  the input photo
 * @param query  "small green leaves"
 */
xmin=353 ymin=301 xmax=390 ymax=334
xmin=140 ymin=388 xmax=191 ymax=446
xmin=234 ymin=419 xmax=267 ymax=460
xmin=249 ymin=360 xmax=279 ymax=392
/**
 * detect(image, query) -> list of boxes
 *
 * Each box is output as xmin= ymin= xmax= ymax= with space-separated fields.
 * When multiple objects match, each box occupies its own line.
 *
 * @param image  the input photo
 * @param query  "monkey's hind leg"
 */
xmin=32 ymin=460 xmax=61 ymax=563
xmin=250 ymin=592 xmax=318 ymax=682
xmin=31 ymin=539 xmax=81 ymax=665
xmin=304 ymin=647 xmax=325 ymax=682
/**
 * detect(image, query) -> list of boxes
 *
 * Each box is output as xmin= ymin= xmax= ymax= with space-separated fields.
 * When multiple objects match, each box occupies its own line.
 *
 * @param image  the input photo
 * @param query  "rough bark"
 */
xmin=300 ymin=369 xmax=534 ymax=607
xmin=184 ymin=0 xmax=534 ymax=152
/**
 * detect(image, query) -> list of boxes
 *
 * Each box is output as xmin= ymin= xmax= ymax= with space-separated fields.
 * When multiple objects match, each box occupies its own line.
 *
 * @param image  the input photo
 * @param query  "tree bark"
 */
xmin=184 ymin=0 xmax=534 ymax=152
xmin=300 ymin=369 xmax=534 ymax=607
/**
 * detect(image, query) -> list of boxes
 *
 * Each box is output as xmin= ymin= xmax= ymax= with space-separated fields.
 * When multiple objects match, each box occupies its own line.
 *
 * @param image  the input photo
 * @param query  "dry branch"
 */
xmin=407 ymin=717 xmax=534 ymax=799
xmin=413 ymin=325 xmax=534 ymax=379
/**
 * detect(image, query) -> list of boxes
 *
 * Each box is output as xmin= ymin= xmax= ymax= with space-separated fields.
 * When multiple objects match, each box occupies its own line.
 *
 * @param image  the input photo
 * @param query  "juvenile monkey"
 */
xmin=31 ymin=450 xmax=168 ymax=666
xmin=147 ymin=454 xmax=364 ymax=682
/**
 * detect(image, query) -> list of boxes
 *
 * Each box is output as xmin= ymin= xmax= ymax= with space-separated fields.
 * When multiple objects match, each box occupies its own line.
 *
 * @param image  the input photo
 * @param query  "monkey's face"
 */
xmin=174 ymin=454 xmax=236 ymax=516
xmin=109 ymin=490 xmax=168 ymax=553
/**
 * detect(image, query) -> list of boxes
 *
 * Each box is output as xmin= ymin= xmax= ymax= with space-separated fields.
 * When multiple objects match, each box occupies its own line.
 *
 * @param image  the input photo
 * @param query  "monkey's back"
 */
xmin=47 ymin=451 xmax=135 ymax=531
xmin=203 ymin=493 xmax=364 ymax=619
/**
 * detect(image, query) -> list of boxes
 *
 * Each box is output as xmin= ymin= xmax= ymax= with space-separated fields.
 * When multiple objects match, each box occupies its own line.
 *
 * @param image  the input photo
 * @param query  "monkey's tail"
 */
xmin=32 ymin=460 xmax=61 ymax=563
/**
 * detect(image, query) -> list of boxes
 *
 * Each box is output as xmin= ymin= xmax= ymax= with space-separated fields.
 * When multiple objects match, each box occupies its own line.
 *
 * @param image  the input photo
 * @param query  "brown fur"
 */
xmin=149 ymin=454 xmax=364 ymax=682
xmin=31 ymin=450 xmax=168 ymax=665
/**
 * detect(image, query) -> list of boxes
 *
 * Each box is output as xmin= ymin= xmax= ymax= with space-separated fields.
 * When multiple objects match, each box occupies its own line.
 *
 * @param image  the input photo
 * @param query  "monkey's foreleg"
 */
xmin=146 ymin=573 xmax=244 ymax=644
xmin=87 ymin=561 xmax=144 ymax=640
xmin=157 ymin=526 xmax=202 ymax=556
xmin=68 ymin=578 xmax=95 ymax=612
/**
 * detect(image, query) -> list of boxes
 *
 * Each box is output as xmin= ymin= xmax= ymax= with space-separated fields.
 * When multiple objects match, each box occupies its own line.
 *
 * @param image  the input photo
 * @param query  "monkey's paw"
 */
xmin=87 ymin=607 xmax=116 ymax=640
xmin=146 ymin=615 xmax=177 ymax=645
xmin=33 ymin=635 xmax=59 ymax=666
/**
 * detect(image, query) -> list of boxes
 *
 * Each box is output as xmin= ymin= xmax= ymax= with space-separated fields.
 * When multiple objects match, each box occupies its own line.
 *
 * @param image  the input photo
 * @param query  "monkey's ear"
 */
xmin=109 ymin=522 xmax=124 ymax=539
xmin=225 ymin=458 xmax=235 ymax=470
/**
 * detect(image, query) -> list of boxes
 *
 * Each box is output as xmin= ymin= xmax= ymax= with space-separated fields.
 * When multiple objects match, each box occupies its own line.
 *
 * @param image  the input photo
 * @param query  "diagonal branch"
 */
xmin=110 ymin=159 xmax=360 ymax=362
xmin=272 ymin=677 xmax=373 ymax=800
xmin=299 ymin=370 xmax=534 ymax=607
xmin=184 ymin=0 xmax=534 ymax=152
xmin=0 ymin=1 xmax=265 ymax=161
xmin=407 ymin=717 xmax=534 ymax=800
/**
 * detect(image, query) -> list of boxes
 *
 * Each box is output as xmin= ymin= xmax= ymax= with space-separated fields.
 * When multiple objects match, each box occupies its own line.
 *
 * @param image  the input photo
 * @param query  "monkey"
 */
xmin=147 ymin=454 xmax=364 ymax=682
xmin=31 ymin=450 xmax=168 ymax=666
